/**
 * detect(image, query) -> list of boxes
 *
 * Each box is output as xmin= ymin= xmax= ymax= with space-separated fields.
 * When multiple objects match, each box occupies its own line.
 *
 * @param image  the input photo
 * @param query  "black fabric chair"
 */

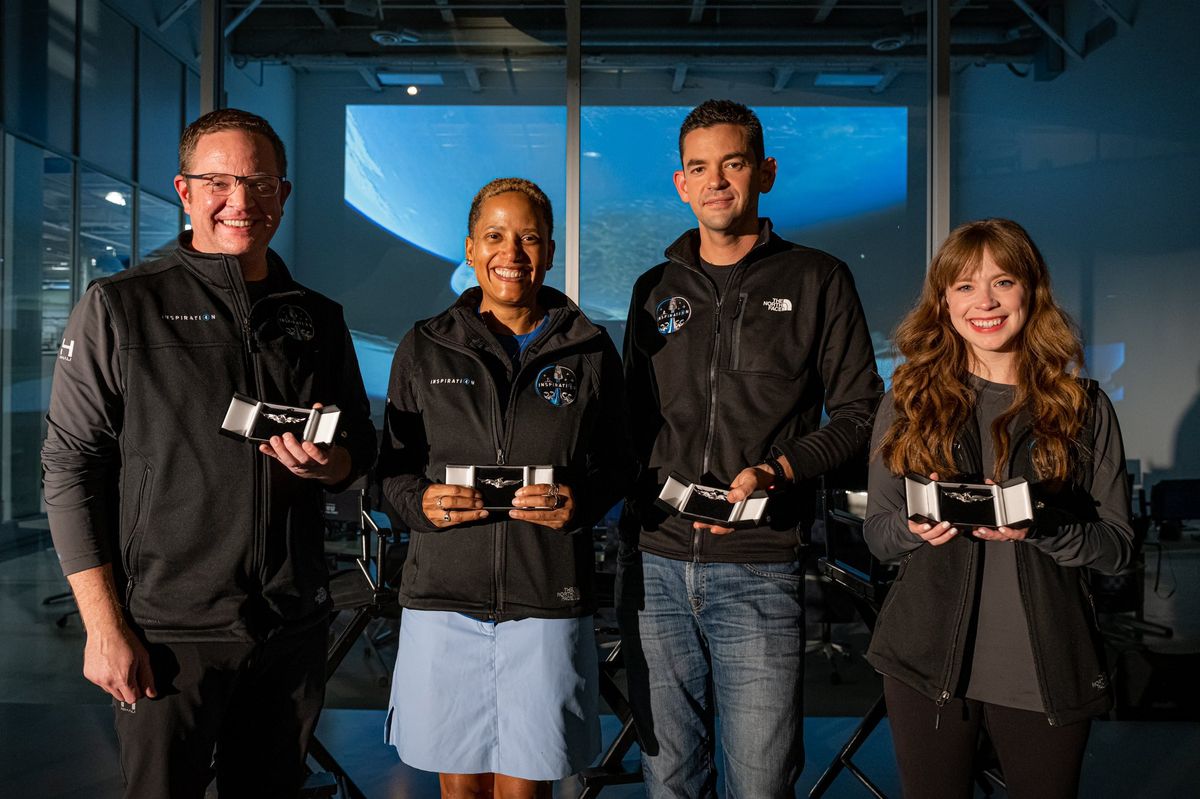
xmin=302 ymin=480 xmax=404 ymax=799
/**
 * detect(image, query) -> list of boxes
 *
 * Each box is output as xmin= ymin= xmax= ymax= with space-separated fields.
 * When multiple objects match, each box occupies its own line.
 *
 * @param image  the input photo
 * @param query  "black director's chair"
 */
xmin=808 ymin=481 xmax=896 ymax=799
xmin=302 ymin=479 xmax=404 ymax=799
xmin=577 ymin=569 xmax=644 ymax=798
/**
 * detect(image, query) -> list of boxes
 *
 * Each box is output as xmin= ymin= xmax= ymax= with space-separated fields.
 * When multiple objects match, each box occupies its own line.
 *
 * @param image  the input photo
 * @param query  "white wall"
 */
xmin=952 ymin=2 xmax=1200 ymax=485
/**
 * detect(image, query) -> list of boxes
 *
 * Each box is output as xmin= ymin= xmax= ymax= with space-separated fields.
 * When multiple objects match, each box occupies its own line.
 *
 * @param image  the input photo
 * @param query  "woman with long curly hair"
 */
xmin=863 ymin=218 xmax=1134 ymax=798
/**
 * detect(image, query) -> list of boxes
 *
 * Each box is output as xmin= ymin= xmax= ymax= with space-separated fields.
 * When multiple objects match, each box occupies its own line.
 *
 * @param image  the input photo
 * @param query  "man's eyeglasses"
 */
xmin=182 ymin=173 xmax=285 ymax=198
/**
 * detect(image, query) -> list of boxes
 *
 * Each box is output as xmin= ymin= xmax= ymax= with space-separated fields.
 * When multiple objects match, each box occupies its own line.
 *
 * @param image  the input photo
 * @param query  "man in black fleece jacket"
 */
xmin=618 ymin=99 xmax=882 ymax=798
xmin=41 ymin=109 xmax=375 ymax=798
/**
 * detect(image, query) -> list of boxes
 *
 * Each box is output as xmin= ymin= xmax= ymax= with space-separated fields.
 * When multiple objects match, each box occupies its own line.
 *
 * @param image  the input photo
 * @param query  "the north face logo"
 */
xmin=763 ymin=298 xmax=793 ymax=312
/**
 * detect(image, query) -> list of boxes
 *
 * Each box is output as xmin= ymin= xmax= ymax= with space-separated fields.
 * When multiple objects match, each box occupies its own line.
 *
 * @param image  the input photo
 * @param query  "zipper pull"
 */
xmin=731 ymin=295 xmax=746 ymax=318
xmin=496 ymin=448 xmax=506 ymax=465
xmin=244 ymin=320 xmax=259 ymax=353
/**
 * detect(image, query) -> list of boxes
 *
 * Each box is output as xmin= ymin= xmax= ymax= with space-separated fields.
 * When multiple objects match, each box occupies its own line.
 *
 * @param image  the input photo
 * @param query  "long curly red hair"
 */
xmin=879 ymin=219 xmax=1088 ymax=481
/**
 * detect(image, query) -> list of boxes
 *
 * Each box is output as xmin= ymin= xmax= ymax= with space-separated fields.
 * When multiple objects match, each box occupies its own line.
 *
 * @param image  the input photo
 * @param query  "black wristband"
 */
xmin=763 ymin=457 xmax=787 ymax=487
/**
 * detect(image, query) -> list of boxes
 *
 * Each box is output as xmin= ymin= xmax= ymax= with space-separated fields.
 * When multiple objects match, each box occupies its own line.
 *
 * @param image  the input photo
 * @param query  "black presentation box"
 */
xmin=656 ymin=472 xmax=768 ymax=529
xmin=905 ymin=473 xmax=1033 ymax=530
xmin=445 ymin=464 xmax=556 ymax=510
xmin=220 ymin=394 xmax=340 ymax=445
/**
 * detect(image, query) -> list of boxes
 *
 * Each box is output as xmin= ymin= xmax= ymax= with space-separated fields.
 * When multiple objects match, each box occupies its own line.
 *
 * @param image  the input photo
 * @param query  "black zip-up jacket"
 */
xmin=42 ymin=235 xmax=377 ymax=642
xmin=379 ymin=287 xmax=633 ymax=620
xmin=623 ymin=221 xmax=882 ymax=562
xmin=865 ymin=382 xmax=1134 ymax=726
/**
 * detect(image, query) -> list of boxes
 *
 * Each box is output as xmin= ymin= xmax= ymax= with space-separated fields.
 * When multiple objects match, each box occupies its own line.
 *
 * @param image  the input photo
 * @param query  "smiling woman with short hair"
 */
xmin=377 ymin=178 xmax=633 ymax=799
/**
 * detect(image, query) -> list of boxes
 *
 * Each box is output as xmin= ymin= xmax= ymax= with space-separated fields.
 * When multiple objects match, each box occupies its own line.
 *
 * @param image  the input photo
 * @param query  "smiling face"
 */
xmin=673 ymin=123 xmax=776 ymax=238
xmin=944 ymin=248 xmax=1029 ymax=372
xmin=173 ymin=129 xmax=290 ymax=276
xmin=464 ymin=191 xmax=554 ymax=315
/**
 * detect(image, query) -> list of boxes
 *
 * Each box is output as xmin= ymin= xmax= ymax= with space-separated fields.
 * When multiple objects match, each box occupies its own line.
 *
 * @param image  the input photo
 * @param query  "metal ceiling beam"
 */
xmin=303 ymin=0 xmax=338 ymax=30
xmin=870 ymin=67 xmax=899 ymax=94
xmin=158 ymin=0 xmax=200 ymax=32
xmin=251 ymin=52 xmax=1031 ymax=72
xmin=224 ymin=0 xmax=264 ymax=37
xmin=814 ymin=0 xmax=837 ymax=23
xmin=671 ymin=64 xmax=688 ymax=92
xmin=434 ymin=0 xmax=455 ymax=24
xmin=1011 ymin=0 xmax=1084 ymax=62
xmin=358 ymin=67 xmax=382 ymax=91
xmin=464 ymin=65 xmax=482 ymax=92
xmin=1090 ymin=0 xmax=1133 ymax=31
xmin=771 ymin=66 xmax=793 ymax=93
xmin=689 ymin=1 xmax=706 ymax=24
xmin=503 ymin=50 xmax=517 ymax=93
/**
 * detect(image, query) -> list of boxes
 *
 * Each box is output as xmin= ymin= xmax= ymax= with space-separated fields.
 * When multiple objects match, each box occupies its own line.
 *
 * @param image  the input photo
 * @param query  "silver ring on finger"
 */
xmin=442 ymin=511 xmax=451 ymax=523
xmin=436 ymin=496 xmax=444 ymax=509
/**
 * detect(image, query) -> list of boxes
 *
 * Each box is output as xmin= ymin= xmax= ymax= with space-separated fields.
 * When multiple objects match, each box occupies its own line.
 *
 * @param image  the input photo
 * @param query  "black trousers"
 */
xmin=883 ymin=675 xmax=1091 ymax=799
xmin=113 ymin=622 xmax=328 ymax=799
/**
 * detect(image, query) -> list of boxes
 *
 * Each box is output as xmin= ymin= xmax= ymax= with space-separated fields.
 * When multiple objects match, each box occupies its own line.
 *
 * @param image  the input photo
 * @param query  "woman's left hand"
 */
xmin=511 ymin=483 xmax=575 ymax=530
xmin=973 ymin=525 xmax=1029 ymax=542
xmin=973 ymin=477 xmax=1029 ymax=541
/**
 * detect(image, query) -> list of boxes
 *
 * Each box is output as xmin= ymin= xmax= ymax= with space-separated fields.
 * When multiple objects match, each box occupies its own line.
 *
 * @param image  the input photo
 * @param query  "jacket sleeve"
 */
xmin=572 ymin=333 xmax=636 ymax=532
xmin=41 ymin=285 xmax=124 ymax=577
xmin=863 ymin=393 xmax=924 ymax=563
xmin=324 ymin=318 xmax=377 ymax=492
xmin=378 ymin=332 xmax=439 ymax=533
xmin=771 ymin=262 xmax=883 ymax=482
xmin=1027 ymin=389 xmax=1134 ymax=575
xmin=621 ymin=275 xmax=661 ymax=517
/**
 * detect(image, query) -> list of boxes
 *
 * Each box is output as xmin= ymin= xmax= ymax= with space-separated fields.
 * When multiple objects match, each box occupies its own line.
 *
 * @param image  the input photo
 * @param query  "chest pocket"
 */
xmin=727 ymin=292 xmax=810 ymax=379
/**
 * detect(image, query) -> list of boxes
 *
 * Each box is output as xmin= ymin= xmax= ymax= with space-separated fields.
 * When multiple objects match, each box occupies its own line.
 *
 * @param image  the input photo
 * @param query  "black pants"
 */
xmin=113 ymin=623 xmax=328 ymax=799
xmin=883 ymin=676 xmax=1091 ymax=799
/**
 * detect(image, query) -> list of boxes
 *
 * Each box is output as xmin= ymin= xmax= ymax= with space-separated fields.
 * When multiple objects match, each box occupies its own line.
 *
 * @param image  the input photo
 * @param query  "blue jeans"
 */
xmin=617 ymin=550 xmax=805 ymax=799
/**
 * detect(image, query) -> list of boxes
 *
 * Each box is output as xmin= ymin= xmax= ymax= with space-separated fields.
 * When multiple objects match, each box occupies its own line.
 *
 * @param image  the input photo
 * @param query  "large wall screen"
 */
xmin=344 ymin=103 xmax=909 ymax=407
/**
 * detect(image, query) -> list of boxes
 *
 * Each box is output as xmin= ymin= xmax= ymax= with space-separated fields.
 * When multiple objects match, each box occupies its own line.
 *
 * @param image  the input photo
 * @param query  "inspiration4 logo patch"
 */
xmin=536 ymin=365 xmax=577 ymax=407
xmin=656 ymin=296 xmax=691 ymax=335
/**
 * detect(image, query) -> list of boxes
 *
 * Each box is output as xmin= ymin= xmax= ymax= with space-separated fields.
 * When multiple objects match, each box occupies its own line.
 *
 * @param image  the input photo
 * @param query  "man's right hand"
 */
xmin=83 ymin=623 xmax=157 ymax=704
xmin=67 ymin=564 xmax=157 ymax=703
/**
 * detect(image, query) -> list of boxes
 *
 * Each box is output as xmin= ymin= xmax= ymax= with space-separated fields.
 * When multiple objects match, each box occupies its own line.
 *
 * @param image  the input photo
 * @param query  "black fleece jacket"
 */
xmin=864 ymin=382 xmax=1134 ymax=726
xmin=623 ymin=221 xmax=882 ymax=562
xmin=379 ymin=287 xmax=633 ymax=620
xmin=42 ymin=235 xmax=377 ymax=642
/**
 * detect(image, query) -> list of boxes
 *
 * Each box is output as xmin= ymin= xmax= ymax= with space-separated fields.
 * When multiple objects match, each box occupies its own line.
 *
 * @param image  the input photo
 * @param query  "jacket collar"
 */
xmin=422 ymin=285 xmax=602 ymax=357
xmin=663 ymin=217 xmax=781 ymax=271
xmin=171 ymin=231 xmax=296 ymax=293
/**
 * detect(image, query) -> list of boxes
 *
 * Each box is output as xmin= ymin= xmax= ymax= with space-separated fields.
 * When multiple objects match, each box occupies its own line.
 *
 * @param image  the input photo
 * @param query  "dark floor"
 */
xmin=3 ymin=538 xmax=1200 ymax=797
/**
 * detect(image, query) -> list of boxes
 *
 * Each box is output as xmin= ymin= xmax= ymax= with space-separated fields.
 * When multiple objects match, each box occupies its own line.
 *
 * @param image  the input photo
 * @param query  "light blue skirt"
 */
xmin=386 ymin=609 xmax=601 ymax=781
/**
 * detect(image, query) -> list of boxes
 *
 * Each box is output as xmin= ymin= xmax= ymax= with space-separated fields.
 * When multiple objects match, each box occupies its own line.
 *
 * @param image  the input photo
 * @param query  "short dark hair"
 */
xmin=467 ymin=177 xmax=554 ymax=237
xmin=678 ymin=99 xmax=765 ymax=164
xmin=179 ymin=108 xmax=288 ymax=176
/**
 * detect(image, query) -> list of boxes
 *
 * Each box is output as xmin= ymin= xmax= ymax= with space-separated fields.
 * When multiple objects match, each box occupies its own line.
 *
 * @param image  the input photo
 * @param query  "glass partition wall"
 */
xmin=0 ymin=0 xmax=192 ymax=552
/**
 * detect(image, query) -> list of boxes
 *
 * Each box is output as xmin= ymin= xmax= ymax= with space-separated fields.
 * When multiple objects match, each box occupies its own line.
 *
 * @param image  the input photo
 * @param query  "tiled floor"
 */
xmin=3 ymin=537 xmax=1200 ymax=797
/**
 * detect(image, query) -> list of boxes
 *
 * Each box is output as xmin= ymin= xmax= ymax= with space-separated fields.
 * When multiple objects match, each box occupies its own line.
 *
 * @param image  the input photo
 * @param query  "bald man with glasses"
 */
xmin=42 ymin=108 xmax=376 ymax=798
